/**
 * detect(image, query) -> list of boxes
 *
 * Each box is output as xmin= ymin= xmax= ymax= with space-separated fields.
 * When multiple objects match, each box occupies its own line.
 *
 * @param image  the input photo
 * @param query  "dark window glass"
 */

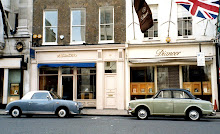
xmin=31 ymin=93 xmax=49 ymax=99
xmin=130 ymin=67 xmax=154 ymax=82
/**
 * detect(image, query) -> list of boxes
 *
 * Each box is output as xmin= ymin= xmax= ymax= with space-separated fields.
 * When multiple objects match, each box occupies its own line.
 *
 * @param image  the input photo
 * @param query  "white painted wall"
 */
xmin=126 ymin=0 xmax=217 ymax=44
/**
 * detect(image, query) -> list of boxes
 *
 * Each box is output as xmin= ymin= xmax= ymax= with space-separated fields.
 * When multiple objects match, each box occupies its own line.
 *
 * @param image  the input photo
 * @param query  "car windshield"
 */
xmin=50 ymin=91 xmax=61 ymax=99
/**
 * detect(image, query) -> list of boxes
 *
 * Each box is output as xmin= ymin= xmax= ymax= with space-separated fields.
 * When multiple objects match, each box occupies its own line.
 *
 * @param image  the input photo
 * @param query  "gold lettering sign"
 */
xmin=156 ymin=49 xmax=181 ymax=56
xmin=57 ymin=54 xmax=77 ymax=58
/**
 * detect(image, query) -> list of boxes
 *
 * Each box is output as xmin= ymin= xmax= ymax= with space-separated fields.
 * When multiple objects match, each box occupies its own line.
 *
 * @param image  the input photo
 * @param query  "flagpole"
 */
xmin=131 ymin=0 xmax=136 ymax=40
xmin=167 ymin=0 xmax=173 ymax=38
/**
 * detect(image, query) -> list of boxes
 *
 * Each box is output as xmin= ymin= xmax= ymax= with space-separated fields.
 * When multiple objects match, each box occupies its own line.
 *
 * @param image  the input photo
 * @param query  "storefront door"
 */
xmin=104 ymin=75 xmax=117 ymax=108
xmin=62 ymin=76 xmax=73 ymax=100
xmin=0 ymin=69 xmax=3 ymax=104
xmin=157 ymin=66 xmax=179 ymax=90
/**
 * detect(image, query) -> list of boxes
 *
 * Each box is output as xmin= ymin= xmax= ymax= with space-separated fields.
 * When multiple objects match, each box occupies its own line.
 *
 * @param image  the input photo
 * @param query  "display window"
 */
xmin=8 ymin=69 xmax=21 ymax=103
xmin=130 ymin=67 xmax=155 ymax=100
xmin=39 ymin=67 xmax=58 ymax=93
xmin=39 ymin=66 xmax=96 ymax=101
xmin=182 ymin=65 xmax=212 ymax=101
xmin=77 ymin=68 xmax=96 ymax=99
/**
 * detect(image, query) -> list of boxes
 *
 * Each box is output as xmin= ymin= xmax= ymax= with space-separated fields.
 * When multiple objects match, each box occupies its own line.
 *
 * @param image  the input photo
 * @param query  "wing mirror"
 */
xmin=47 ymin=96 xmax=51 ymax=100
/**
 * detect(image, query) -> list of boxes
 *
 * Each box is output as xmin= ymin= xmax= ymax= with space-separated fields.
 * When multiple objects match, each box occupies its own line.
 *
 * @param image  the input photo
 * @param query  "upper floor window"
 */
xmin=99 ymin=7 xmax=114 ymax=43
xmin=43 ymin=10 xmax=58 ymax=45
xmin=177 ymin=5 xmax=192 ymax=37
xmin=71 ymin=9 xmax=86 ymax=44
xmin=144 ymin=5 xmax=158 ymax=38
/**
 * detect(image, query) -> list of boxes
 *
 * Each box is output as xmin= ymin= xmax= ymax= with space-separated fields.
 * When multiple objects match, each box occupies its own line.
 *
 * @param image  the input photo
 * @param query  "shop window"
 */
xmin=39 ymin=67 xmax=58 ymax=93
xmin=62 ymin=67 xmax=74 ymax=74
xmin=77 ymin=68 xmax=96 ymax=99
xmin=71 ymin=9 xmax=86 ymax=44
xmin=43 ymin=10 xmax=58 ymax=44
xmin=105 ymin=62 xmax=116 ymax=73
xmin=99 ymin=7 xmax=114 ymax=43
xmin=130 ymin=67 xmax=155 ymax=100
xmin=8 ymin=69 xmax=21 ymax=103
xmin=182 ymin=65 xmax=212 ymax=101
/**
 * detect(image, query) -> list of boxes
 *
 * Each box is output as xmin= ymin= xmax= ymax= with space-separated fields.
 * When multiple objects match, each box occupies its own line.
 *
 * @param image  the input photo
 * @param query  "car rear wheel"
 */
xmin=137 ymin=108 xmax=148 ymax=120
xmin=187 ymin=109 xmax=201 ymax=121
xmin=10 ymin=108 xmax=21 ymax=118
xmin=57 ymin=108 xmax=68 ymax=118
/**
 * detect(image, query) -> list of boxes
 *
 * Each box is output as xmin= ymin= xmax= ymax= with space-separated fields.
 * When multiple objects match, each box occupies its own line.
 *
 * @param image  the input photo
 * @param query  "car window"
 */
xmin=173 ymin=91 xmax=190 ymax=99
xmin=31 ymin=92 xmax=49 ymax=99
xmin=157 ymin=91 xmax=172 ymax=98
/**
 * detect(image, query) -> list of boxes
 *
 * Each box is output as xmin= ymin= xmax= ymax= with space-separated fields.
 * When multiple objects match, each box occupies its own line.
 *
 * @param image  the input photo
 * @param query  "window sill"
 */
xmin=98 ymin=40 xmax=114 ymax=44
xmin=70 ymin=41 xmax=85 ymax=45
xmin=143 ymin=37 xmax=160 ymax=42
xmin=177 ymin=36 xmax=196 ymax=41
xmin=42 ymin=42 xmax=58 ymax=45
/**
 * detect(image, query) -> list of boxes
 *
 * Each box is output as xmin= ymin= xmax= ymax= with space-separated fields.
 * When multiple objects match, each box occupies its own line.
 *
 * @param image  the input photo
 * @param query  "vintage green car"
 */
xmin=128 ymin=89 xmax=215 ymax=121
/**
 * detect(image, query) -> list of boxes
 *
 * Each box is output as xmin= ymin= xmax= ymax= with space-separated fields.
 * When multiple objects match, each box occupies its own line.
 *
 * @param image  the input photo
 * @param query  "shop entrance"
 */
xmin=0 ymin=69 xmax=3 ymax=104
xmin=104 ymin=75 xmax=117 ymax=108
xmin=157 ymin=66 xmax=179 ymax=90
xmin=62 ymin=76 xmax=73 ymax=100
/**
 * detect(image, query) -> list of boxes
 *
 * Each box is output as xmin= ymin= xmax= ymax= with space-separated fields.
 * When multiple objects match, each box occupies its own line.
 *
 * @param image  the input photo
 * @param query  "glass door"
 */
xmin=62 ymin=76 xmax=73 ymax=100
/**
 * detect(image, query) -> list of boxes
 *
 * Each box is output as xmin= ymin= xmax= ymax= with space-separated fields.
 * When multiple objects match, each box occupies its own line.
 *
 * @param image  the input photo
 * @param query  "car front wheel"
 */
xmin=10 ymin=108 xmax=21 ymax=118
xmin=187 ymin=109 xmax=201 ymax=121
xmin=57 ymin=108 xmax=68 ymax=118
xmin=137 ymin=108 xmax=148 ymax=120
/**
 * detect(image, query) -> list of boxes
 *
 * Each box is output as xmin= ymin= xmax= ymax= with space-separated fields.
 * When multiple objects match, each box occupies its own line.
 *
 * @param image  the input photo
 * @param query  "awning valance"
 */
xmin=129 ymin=57 xmax=213 ymax=63
xmin=37 ymin=63 xmax=96 ymax=68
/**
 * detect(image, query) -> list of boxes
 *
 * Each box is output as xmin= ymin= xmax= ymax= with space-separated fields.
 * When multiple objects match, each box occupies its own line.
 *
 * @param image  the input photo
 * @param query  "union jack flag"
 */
xmin=176 ymin=0 xmax=220 ymax=19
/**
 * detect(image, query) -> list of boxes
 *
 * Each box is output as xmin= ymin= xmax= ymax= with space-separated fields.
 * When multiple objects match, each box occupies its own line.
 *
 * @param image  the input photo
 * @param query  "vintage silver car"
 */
xmin=128 ymin=89 xmax=215 ymax=121
xmin=5 ymin=91 xmax=83 ymax=118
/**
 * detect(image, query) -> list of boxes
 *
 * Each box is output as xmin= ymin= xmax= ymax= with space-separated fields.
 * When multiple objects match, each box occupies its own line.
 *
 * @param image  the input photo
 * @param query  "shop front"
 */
xmin=126 ymin=42 xmax=218 ymax=106
xmin=0 ymin=56 xmax=26 ymax=107
xmin=30 ymin=45 xmax=125 ymax=109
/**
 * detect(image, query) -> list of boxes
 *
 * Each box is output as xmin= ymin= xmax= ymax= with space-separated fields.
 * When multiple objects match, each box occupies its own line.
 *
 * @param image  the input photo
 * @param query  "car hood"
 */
xmin=129 ymin=98 xmax=153 ymax=103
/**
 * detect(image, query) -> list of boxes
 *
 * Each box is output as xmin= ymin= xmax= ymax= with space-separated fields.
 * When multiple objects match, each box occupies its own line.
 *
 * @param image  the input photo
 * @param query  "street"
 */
xmin=0 ymin=115 xmax=220 ymax=134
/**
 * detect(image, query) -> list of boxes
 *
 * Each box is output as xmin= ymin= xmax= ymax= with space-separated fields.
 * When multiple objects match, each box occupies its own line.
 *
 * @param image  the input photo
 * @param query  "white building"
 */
xmin=126 ymin=0 xmax=218 ymax=108
xmin=0 ymin=0 xmax=32 ymax=107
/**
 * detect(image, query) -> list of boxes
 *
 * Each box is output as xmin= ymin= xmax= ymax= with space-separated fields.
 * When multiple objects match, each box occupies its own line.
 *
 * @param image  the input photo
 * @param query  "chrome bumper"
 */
xmin=210 ymin=110 xmax=216 ymax=116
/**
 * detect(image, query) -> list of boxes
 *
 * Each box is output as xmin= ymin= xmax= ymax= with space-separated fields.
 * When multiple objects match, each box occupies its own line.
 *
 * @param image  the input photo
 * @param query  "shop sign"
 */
xmin=57 ymin=53 xmax=77 ymax=58
xmin=197 ymin=52 xmax=205 ymax=66
xmin=155 ymin=49 xmax=181 ymax=57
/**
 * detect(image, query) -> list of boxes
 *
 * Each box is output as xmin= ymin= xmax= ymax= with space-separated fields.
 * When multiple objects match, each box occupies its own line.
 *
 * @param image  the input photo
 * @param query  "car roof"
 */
xmin=161 ymin=88 xmax=187 ymax=91
xmin=22 ymin=90 xmax=49 ymax=100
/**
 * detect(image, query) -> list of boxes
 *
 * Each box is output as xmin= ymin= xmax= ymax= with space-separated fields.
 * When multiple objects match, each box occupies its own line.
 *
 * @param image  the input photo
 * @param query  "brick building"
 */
xmin=31 ymin=0 xmax=126 ymax=109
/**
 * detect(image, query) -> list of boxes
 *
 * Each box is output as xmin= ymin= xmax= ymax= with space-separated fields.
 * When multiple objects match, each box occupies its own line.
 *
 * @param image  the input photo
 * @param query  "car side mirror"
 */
xmin=47 ymin=96 xmax=51 ymax=100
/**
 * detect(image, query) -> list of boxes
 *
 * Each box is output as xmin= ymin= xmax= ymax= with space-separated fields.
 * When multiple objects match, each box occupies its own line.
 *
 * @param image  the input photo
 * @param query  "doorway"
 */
xmin=62 ymin=76 xmax=73 ymax=100
xmin=157 ymin=66 xmax=179 ymax=90
xmin=104 ymin=75 xmax=117 ymax=109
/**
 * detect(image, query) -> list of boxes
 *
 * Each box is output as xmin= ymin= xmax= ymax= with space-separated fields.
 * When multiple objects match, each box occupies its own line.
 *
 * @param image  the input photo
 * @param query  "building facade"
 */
xmin=31 ymin=0 xmax=126 ymax=109
xmin=0 ymin=0 xmax=32 ymax=107
xmin=126 ymin=0 xmax=218 ymax=108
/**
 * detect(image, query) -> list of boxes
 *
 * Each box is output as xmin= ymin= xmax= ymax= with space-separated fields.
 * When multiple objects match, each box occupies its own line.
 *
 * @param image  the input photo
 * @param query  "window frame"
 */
xmin=144 ymin=5 xmax=158 ymax=40
xmin=99 ymin=6 xmax=114 ymax=43
xmin=70 ymin=8 xmax=86 ymax=44
xmin=177 ymin=5 xmax=193 ymax=38
xmin=43 ymin=10 xmax=58 ymax=45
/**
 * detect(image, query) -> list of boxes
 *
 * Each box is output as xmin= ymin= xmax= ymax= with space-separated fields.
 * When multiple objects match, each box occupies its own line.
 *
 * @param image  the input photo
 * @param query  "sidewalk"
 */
xmin=1 ymin=108 xmax=220 ymax=118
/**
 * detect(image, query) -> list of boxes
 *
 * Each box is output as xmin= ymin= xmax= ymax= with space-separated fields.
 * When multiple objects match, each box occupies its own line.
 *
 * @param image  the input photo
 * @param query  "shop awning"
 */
xmin=128 ymin=57 xmax=213 ymax=63
xmin=37 ymin=63 xmax=96 ymax=68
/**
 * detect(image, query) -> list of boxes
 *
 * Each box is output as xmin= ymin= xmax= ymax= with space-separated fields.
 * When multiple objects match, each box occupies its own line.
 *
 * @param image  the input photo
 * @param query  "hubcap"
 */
xmin=12 ymin=109 xmax=20 ymax=117
xmin=138 ymin=109 xmax=147 ymax=119
xmin=58 ymin=109 xmax=66 ymax=117
xmin=189 ymin=110 xmax=199 ymax=120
